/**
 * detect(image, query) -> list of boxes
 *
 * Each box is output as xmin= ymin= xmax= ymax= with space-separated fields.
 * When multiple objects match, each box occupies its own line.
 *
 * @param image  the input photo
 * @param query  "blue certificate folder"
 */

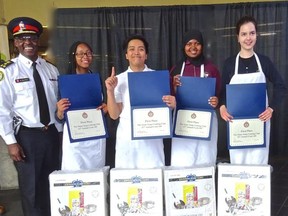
xmin=173 ymin=77 xmax=216 ymax=139
xmin=58 ymin=73 xmax=102 ymax=109
xmin=58 ymin=73 xmax=108 ymax=142
xmin=128 ymin=70 xmax=172 ymax=139
xmin=176 ymin=77 xmax=216 ymax=109
xmin=226 ymin=83 xmax=266 ymax=149
xmin=226 ymin=83 xmax=266 ymax=117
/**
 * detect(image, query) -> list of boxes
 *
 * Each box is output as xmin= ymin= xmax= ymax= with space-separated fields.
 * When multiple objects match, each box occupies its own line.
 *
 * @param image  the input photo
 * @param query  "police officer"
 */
xmin=0 ymin=17 xmax=62 ymax=216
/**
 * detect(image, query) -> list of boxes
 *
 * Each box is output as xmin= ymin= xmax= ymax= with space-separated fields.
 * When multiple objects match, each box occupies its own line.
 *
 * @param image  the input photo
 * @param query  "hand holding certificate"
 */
xmin=226 ymin=83 xmax=266 ymax=149
xmin=173 ymin=77 xmax=216 ymax=140
xmin=58 ymin=73 xmax=108 ymax=142
xmin=128 ymin=70 xmax=172 ymax=139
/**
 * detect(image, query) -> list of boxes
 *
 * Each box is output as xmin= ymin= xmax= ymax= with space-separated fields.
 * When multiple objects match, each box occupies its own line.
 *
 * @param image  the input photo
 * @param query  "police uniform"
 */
xmin=0 ymin=17 xmax=61 ymax=216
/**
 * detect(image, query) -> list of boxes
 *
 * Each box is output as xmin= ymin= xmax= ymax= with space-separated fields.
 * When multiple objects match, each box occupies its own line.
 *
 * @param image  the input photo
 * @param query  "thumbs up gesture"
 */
xmin=105 ymin=66 xmax=118 ymax=92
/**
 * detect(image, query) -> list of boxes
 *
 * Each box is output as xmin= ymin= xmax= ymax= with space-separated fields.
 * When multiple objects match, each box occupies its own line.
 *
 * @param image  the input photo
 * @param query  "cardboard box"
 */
xmin=217 ymin=164 xmax=271 ymax=216
xmin=49 ymin=167 xmax=108 ymax=216
xmin=110 ymin=168 xmax=163 ymax=216
xmin=164 ymin=166 xmax=216 ymax=216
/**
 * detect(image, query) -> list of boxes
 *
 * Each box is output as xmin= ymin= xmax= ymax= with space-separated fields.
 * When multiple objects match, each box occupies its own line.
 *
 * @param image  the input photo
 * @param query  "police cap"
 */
xmin=8 ymin=17 xmax=43 ymax=37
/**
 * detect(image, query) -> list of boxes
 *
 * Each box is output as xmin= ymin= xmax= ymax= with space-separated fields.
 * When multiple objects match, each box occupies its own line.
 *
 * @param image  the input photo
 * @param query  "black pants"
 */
xmin=15 ymin=125 xmax=60 ymax=216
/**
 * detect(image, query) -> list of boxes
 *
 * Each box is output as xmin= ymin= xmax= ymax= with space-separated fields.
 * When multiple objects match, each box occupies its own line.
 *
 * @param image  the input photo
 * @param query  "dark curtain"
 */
xmin=51 ymin=2 xmax=288 ymax=167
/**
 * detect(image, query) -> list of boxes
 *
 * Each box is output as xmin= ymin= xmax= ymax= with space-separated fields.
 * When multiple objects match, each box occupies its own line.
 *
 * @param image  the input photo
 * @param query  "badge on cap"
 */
xmin=7 ymin=17 xmax=43 ymax=36
xmin=19 ymin=21 xmax=25 ymax=32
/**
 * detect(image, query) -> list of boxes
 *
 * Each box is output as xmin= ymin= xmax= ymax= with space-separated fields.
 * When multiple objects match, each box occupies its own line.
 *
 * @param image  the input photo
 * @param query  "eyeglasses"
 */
xmin=75 ymin=51 xmax=93 ymax=58
xmin=15 ymin=35 xmax=39 ymax=43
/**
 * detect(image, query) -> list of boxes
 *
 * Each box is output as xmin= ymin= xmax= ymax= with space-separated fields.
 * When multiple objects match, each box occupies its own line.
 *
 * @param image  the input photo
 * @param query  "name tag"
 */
xmin=15 ymin=78 xmax=30 ymax=83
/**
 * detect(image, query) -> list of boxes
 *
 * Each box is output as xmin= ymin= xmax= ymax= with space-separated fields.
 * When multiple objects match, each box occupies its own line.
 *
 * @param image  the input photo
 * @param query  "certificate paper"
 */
xmin=174 ymin=109 xmax=212 ymax=139
xmin=228 ymin=118 xmax=265 ymax=149
xmin=226 ymin=83 xmax=266 ymax=149
xmin=173 ymin=77 xmax=216 ymax=140
xmin=66 ymin=108 xmax=107 ymax=142
xmin=128 ymin=70 xmax=172 ymax=139
xmin=132 ymin=107 xmax=171 ymax=139
xmin=58 ymin=74 xmax=108 ymax=142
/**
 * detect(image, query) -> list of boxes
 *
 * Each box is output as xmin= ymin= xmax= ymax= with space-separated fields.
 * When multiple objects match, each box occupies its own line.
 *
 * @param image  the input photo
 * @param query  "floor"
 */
xmin=0 ymin=156 xmax=288 ymax=216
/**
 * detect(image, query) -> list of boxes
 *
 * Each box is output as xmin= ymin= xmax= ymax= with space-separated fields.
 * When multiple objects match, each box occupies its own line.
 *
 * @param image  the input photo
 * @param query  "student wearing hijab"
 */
xmin=170 ymin=29 xmax=221 ymax=167
xmin=56 ymin=41 xmax=107 ymax=170
xmin=219 ymin=16 xmax=287 ymax=165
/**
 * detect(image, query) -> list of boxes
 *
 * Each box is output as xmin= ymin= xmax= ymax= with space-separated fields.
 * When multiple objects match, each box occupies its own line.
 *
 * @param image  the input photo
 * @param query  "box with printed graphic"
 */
xmin=217 ymin=164 xmax=271 ymax=216
xmin=164 ymin=166 xmax=216 ymax=216
xmin=110 ymin=168 xmax=163 ymax=216
xmin=49 ymin=167 xmax=108 ymax=216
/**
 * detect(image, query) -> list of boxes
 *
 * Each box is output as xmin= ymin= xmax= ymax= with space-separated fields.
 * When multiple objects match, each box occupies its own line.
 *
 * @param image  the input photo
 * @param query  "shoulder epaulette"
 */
xmin=0 ymin=60 xmax=14 ymax=69
xmin=45 ymin=59 xmax=57 ymax=67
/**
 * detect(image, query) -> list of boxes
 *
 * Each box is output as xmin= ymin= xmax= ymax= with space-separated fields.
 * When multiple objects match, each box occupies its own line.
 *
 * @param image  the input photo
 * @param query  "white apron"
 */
xmin=171 ymin=63 xmax=218 ymax=167
xmin=229 ymin=53 xmax=270 ymax=165
xmin=61 ymin=123 xmax=106 ymax=170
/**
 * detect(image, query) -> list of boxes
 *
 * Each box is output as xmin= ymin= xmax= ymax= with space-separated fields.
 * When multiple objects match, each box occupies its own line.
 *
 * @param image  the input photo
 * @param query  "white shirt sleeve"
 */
xmin=0 ymin=67 xmax=17 ymax=144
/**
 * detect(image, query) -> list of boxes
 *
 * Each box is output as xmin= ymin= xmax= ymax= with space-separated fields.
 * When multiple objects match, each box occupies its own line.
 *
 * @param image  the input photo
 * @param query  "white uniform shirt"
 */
xmin=0 ymin=54 xmax=61 ymax=145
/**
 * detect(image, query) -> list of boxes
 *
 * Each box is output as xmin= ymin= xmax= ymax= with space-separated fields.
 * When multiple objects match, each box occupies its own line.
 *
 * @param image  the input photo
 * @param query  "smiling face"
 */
xmin=125 ymin=39 xmax=147 ymax=71
xmin=184 ymin=39 xmax=203 ymax=58
xmin=237 ymin=22 xmax=257 ymax=52
xmin=75 ymin=43 xmax=93 ymax=74
xmin=14 ymin=33 xmax=39 ymax=61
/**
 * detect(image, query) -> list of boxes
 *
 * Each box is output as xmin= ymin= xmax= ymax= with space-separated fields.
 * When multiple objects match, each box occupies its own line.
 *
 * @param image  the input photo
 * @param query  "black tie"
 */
xmin=32 ymin=62 xmax=50 ymax=126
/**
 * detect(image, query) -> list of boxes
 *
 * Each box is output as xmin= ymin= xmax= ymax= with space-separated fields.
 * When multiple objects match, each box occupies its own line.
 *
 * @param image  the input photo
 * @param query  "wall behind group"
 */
xmin=0 ymin=0 xmax=284 ymax=26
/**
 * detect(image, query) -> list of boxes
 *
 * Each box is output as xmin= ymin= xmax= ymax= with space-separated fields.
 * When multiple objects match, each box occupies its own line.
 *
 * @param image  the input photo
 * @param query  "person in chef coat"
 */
xmin=56 ymin=41 xmax=107 ymax=170
xmin=170 ymin=29 xmax=221 ymax=167
xmin=219 ymin=15 xmax=287 ymax=165
xmin=105 ymin=34 xmax=176 ymax=168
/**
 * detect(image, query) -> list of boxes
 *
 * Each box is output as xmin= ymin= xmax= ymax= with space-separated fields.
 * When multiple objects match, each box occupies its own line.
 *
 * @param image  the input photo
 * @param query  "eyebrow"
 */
xmin=128 ymin=45 xmax=145 ymax=49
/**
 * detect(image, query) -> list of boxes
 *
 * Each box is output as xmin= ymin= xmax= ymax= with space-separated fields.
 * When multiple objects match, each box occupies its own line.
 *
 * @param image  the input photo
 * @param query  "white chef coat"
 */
xmin=114 ymin=65 xmax=165 ymax=168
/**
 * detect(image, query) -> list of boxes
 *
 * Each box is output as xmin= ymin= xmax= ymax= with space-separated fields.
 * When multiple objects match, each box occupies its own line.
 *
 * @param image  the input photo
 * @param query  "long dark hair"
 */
xmin=66 ymin=41 xmax=93 ymax=74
